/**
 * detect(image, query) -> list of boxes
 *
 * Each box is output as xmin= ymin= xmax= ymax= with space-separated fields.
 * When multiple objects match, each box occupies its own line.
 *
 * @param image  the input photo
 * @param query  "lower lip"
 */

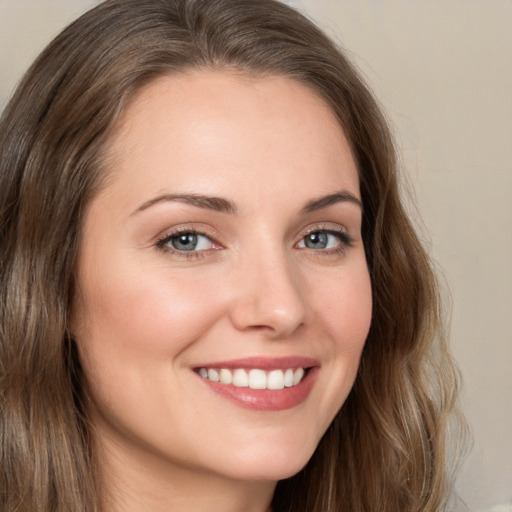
xmin=197 ymin=368 xmax=318 ymax=411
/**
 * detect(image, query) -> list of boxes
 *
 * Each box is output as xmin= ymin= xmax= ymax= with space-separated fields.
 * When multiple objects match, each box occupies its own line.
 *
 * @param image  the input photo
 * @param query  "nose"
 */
xmin=228 ymin=250 xmax=307 ymax=338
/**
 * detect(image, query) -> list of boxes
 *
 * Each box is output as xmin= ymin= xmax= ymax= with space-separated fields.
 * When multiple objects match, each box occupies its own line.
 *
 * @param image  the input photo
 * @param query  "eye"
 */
xmin=296 ymin=230 xmax=351 ymax=251
xmin=157 ymin=231 xmax=215 ymax=252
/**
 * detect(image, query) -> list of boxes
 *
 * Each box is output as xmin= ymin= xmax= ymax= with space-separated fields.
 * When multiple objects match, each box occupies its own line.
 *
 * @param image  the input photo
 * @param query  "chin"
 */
xmin=216 ymin=440 xmax=317 ymax=482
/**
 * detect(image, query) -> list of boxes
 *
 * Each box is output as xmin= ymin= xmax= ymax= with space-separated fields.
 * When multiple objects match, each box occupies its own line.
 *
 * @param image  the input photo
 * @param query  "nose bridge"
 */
xmin=229 ymin=240 xmax=307 ymax=337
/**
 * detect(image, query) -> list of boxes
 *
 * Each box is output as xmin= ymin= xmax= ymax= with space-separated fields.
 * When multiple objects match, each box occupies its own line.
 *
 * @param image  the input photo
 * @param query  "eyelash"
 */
xmin=298 ymin=226 xmax=354 ymax=257
xmin=155 ymin=225 xmax=354 ymax=260
xmin=155 ymin=227 xmax=219 ymax=261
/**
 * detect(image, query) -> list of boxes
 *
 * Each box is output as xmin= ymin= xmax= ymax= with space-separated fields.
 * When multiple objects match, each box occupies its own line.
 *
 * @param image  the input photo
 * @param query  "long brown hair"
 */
xmin=0 ymin=0 xmax=463 ymax=510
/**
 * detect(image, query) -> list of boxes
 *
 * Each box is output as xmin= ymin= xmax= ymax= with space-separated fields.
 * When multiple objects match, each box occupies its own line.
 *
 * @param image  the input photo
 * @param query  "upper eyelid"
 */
xmin=297 ymin=223 xmax=350 ymax=239
xmin=298 ymin=222 xmax=356 ymax=249
xmin=158 ymin=231 xmax=212 ymax=244
xmin=155 ymin=225 xmax=222 ymax=245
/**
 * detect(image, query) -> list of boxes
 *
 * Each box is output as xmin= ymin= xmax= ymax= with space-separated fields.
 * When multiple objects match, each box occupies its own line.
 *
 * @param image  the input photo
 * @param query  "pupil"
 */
xmin=307 ymin=232 xmax=327 ymax=249
xmin=172 ymin=233 xmax=197 ymax=251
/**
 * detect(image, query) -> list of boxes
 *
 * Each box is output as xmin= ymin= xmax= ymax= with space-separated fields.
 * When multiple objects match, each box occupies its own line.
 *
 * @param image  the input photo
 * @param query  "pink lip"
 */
xmin=193 ymin=356 xmax=320 ymax=411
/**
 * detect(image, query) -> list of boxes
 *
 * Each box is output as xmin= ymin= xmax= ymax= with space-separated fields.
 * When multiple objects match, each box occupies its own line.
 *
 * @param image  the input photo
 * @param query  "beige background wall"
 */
xmin=1 ymin=1 xmax=511 ymax=510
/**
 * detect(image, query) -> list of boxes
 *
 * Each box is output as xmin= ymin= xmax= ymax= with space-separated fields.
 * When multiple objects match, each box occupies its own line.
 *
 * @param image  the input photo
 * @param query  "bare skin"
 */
xmin=73 ymin=70 xmax=372 ymax=512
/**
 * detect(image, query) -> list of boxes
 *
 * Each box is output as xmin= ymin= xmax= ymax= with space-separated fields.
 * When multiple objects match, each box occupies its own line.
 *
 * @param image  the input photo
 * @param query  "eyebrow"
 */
xmin=131 ymin=189 xmax=362 ymax=216
xmin=300 ymin=191 xmax=363 ymax=214
xmin=132 ymin=193 xmax=237 ymax=215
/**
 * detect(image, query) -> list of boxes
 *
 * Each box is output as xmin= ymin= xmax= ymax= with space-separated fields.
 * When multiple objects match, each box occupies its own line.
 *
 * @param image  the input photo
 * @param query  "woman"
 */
xmin=0 ymin=0 xmax=462 ymax=510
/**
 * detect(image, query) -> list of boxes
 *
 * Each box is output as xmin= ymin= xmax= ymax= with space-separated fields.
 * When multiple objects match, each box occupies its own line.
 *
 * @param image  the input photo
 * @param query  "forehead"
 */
xmin=99 ymin=69 xmax=359 ymax=210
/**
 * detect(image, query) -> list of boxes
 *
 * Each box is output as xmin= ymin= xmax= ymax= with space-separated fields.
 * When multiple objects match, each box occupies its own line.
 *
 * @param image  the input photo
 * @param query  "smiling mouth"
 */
xmin=196 ymin=367 xmax=309 ymax=390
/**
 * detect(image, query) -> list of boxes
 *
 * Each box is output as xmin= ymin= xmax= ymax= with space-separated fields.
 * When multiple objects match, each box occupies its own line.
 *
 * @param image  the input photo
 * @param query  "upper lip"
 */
xmin=193 ymin=356 xmax=319 ymax=370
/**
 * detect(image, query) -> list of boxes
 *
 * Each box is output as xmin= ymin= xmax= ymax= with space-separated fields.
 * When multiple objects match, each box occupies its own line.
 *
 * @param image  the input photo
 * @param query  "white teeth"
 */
xmin=219 ymin=368 xmax=233 ymax=385
xmin=293 ymin=368 xmax=304 ymax=385
xmin=207 ymin=369 xmax=220 ymax=382
xmin=267 ymin=370 xmax=285 ymax=390
xmin=232 ymin=369 xmax=249 ymax=387
xmin=284 ymin=368 xmax=294 ymax=387
xmin=198 ymin=367 xmax=307 ymax=389
xmin=248 ymin=369 xmax=267 ymax=389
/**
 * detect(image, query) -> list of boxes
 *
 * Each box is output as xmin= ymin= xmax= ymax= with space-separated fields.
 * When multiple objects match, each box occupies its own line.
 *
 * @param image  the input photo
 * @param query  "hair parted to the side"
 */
xmin=0 ymin=0 xmax=464 ymax=510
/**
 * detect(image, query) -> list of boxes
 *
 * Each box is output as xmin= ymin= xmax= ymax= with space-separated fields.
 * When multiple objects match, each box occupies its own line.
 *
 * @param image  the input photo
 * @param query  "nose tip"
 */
xmin=228 ymin=260 xmax=307 ymax=338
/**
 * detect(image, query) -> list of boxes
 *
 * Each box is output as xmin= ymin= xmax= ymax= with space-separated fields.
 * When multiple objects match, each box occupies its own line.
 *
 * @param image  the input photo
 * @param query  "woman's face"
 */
xmin=73 ymin=71 xmax=372 ymax=485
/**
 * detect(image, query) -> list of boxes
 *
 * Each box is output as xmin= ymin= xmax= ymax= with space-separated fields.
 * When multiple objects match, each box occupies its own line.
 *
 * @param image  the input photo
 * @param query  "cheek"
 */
xmin=311 ymin=262 xmax=372 ymax=394
xmin=299 ymin=261 xmax=371 ymax=433
xmin=317 ymin=264 xmax=372 ymax=349
xmin=73 ymin=262 xmax=227 ymax=364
